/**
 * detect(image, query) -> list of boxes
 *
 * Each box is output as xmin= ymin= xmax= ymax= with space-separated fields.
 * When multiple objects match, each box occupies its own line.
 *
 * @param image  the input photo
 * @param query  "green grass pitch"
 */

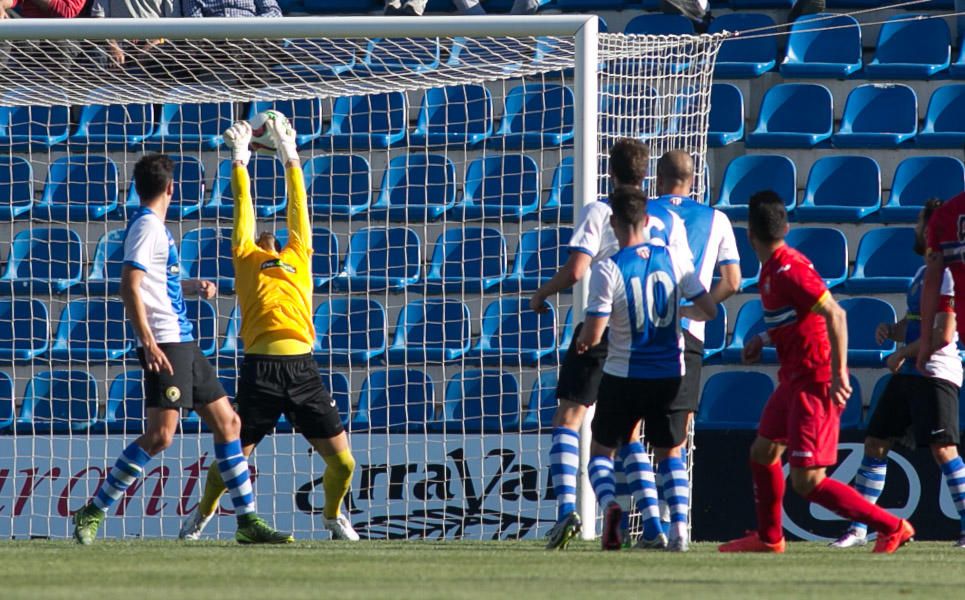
xmin=0 ymin=540 xmax=961 ymax=599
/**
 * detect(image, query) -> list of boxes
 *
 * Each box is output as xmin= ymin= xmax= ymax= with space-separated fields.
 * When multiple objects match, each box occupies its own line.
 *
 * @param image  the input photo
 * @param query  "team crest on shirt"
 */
xmin=635 ymin=246 xmax=651 ymax=259
xmin=165 ymin=386 xmax=181 ymax=402
xmin=260 ymin=259 xmax=296 ymax=274
xmin=168 ymin=265 xmax=180 ymax=275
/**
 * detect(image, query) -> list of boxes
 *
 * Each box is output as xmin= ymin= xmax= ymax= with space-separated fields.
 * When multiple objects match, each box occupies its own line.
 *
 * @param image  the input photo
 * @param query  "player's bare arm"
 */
xmin=916 ymin=249 xmax=945 ymax=374
xmin=530 ymin=251 xmax=592 ymax=313
xmin=888 ymin=311 xmax=956 ymax=373
xmin=120 ymin=265 xmax=172 ymax=375
xmin=575 ymin=315 xmax=607 ymax=354
xmin=710 ymin=262 xmax=740 ymax=304
xmin=876 ymin=317 xmax=907 ymax=346
xmin=180 ymin=278 xmax=217 ymax=299
xmin=812 ymin=293 xmax=852 ymax=406
xmin=679 ymin=292 xmax=717 ymax=322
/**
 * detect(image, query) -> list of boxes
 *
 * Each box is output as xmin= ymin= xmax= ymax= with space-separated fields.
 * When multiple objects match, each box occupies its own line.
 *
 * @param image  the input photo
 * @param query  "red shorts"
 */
xmin=757 ymin=377 xmax=842 ymax=468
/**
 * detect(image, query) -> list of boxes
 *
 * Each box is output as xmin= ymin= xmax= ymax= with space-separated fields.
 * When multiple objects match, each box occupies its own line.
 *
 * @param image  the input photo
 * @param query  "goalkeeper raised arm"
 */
xmin=179 ymin=113 xmax=359 ymax=541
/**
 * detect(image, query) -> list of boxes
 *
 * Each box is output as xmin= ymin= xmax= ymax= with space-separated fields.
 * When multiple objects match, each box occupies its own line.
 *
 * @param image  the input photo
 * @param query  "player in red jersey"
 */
xmin=918 ymin=191 xmax=965 ymax=375
xmin=719 ymin=191 xmax=914 ymax=554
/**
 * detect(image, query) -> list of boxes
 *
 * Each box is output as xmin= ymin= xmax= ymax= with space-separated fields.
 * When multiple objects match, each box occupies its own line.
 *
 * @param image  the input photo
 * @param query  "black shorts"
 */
xmin=674 ymin=331 xmax=704 ymax=413
xmin=556 ymin=322 xmax=608 ymax=407
xmin=237 ymin=353 xmax=344 ymax=446
xmin=866 ymin=374 xmax=960 ymax=448
xmin=591 ymin=374 xmax=685 ymax=449
xmin=138 ymin=342 xmax=226 ymax=410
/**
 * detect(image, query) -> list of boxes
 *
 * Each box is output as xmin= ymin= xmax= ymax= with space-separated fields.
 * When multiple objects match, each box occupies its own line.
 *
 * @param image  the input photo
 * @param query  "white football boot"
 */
xmin=829 ymin=528 xmax=868 ymax=548
xmin=179 ymin=506 xmax=214 ymax=541
xmin=324 ymin=513 xmax=360 ymax=541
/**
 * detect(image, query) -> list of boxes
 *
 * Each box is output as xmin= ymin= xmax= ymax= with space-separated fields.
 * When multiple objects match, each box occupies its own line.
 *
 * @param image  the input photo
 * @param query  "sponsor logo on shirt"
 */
xmin=260 ymin=259 xmax=296 ymax=274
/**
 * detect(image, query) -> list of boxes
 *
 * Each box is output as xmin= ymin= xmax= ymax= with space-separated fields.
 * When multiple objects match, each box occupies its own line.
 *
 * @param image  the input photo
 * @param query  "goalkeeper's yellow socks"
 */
xmin=322 ymin=449 xmax=356 ymax=519
xmin=198 ymin=458 xmax=227 ymax=518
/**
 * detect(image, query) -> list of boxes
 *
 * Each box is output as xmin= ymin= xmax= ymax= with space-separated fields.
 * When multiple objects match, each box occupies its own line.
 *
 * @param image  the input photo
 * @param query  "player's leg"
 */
xmin=916 ymin=378 xmax=964 ymax=547
xmin=933 ymin=444 xmax=965 ymax=548
xmin=829 ymin=436 xmax=890 ymax=548
xmin=308 ymin=433 xmax=358 ymax=540
xmin=652 ymin=420 xmax=690 ymax=551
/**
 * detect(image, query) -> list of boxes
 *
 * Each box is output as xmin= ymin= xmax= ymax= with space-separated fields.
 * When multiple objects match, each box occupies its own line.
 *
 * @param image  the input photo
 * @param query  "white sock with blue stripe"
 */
xmin=92 ymin=442 xmax=152 ymax=513
xmin=550 ymin=427 xmax=580 ymax=521
xmin=624 ymin=441 xmax=662 ymax=540
xmin=215 ymin=439 xmax=256 ymax=519
xmin=588 ymin=455 xmax=617 ymax=509
xmin=851 ymin=455 xmax=887 ymax=533
xmin=658 ymin=456 xmax=689 ymax=540
xmin=941 ymin=456 xmax=965 ymax=534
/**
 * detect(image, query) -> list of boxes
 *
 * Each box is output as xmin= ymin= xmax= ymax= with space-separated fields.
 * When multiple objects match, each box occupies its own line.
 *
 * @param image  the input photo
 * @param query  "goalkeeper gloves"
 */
xmin=265 ymin=114 xmax=299 ymax=165
xmin=224 ymin=121 xmax=252 ymax=167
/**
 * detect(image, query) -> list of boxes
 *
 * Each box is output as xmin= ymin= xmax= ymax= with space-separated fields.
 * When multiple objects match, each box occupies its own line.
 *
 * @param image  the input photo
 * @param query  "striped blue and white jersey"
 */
xmin=123 ymin=206 xmax=194 ymax=345
xmin=567 ymin=199 xmax=693 ymax=265
xmin=901 ymin=265 xmax=962 ymax=386
xmin=651 ymin=194 xmax=739 ymax=342
xmin=587 ymin=241 xmax=707 ymax=379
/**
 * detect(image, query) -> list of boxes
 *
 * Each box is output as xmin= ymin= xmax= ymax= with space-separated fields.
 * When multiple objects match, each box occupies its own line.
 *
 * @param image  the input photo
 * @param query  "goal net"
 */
xmin=0 ymin=17 xmax=721 ymax=540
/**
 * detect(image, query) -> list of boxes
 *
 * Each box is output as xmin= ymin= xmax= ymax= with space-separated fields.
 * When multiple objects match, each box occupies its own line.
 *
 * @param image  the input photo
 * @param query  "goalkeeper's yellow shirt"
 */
xmin=231 ymin=164 xmax=315 ymax=356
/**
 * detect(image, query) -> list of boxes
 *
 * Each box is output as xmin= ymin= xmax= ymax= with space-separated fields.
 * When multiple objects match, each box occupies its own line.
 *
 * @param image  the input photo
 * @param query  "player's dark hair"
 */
xmin=133 ymin=153 xmax=174 ymax=202
xmin=914 ymin=198 xmax=944 ymax=255
xmin=609 ymin=138 xmax=650 ymax=186
xmin=608 ymin=185 xmax=648 ymax=228
xmin=656 ymin=150 xmax=694 ymax=188
xmin=747 ymin=190 xmax=788 ymax=243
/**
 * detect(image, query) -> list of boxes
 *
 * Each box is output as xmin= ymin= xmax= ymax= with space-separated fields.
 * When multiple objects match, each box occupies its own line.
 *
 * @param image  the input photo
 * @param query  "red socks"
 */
xmin=807 ymin=477 xmax=901 ymax=534
xmin=751 ymin=460 xmax=785 ymax=544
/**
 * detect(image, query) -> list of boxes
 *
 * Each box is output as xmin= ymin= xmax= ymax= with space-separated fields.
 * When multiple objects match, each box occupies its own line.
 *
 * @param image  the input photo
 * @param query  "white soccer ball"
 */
xmin=248 ymin=110 xmax=289 ymax=155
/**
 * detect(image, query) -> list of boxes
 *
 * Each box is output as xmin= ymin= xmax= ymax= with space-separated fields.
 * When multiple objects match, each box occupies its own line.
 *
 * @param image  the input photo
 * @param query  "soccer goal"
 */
xmin=0 ymin=16 xmax=722 ymax=540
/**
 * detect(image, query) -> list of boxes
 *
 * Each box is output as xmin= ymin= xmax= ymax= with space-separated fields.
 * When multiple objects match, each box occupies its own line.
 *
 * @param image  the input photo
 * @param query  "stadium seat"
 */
xmin=780 ymin=14 xmax=862 ymax=78
xmin=425 ymin=227 xmax=508 ymax=294
xmin=832 ymin=84 xmax=917 ymax=148
xmin=795 ymin=155 xmax=881 ymax=222
xmin=50 ymin=299 xmax=132 ymax=362
xmin=556 ymin=0 xmax=626 ymax=8
xmin=952 ymin=44 xmax=965 ymax=78
xmin=708 ymin=83 xmax=745 ymax=147
xmin=495 ymin=84 xmax=574 ymax=149
xmin=318 ymin=92 xmax=407 ymax=149
xmin=624 ymin=14 xmax=695 ymax=35
xmin=352 ymin=369 xmax=434 ymax=432
xmin=839 ymin=297 xmax=897 ymax=366
xmin=362 ymin=37 xmax=441 ymax=73
xmin=917 ymin=85 xmax=965 ymax=148
xmin=723 ymin=300 xmax=774 ymax=364
xmin=180 ymin=227 xmax=235 ymax=293
xmin=695 ymin=371 xmax=774 ymax=429
xmin=270 ymin=37 xmax=357 ymax=78
xmin=703 ymin=303 xmax=728 ymax=360
xmin=313 ymin=298 xmax=387 ymax=365
xmin=0 ymin=155 xmax=33 ymax=220
xmin=0 ymin=93 xmax=70 ymax=150
xmin=146 ymin=94 xmax=232 ymax=150
xmin=185 ymin=299 xmax=217 ymax=357
xmin=218 ymin=303 xmax=243 ymax=360
xmin=388 ymin=299 xmax=472 ymax=364
xmin=371 ymin=154 xmax=456 ymax=221
xmin=103 ymin=371 xmax=146 ymax=435
xmin=275 ymin=227 xmax=341 ymax=290
xmin=600 ymin=84 xmax=664 ymax=139
xmin=321 ymin=370 xmax=352 ymax=429
xmin=731 ymin=0 xmax=792 ymax=6
xmin=72 ymin=99 xmax=154 ymax=148
xmin=522 ymin=371 xmax=558 ymax=432
xmin=715 ymin=155 xmax=797 ymax=220
xmin=333 ymin=226 xmax=422 ymax=292
xmin=204 ymin=156 xmax=287 ymax=219
xmin=745 ymin=83 xmax=833 ymax=148
xmin=303 ymin=154 xmax=371 ymax=219
xmin=0 ymin=298 xmax=49 ymax=363
xmin=865 ymin=15 xmax=951 ymax=79
xmin=248 ymin=97 xmax=324 ymax=147
xmin=469 ymin=297 xmax=557 ymax=366
xmin=880 ymin=156 xmax=965 ymax=222
xmin=708 ymin=13 xmax=778 ymax=77
xmin=784 ymin=227 xmax=848 ymax=289
xmin=17 ymin=370 xmax=98 ymax=433
xmin=86 ymin=229 xmax=126 ymax=296
xmin=446 ymin=36 xmax=532 ymax=75
xmin=503 ymin=227 xmax=572 ymax=292
xmin=543 ymin=157 xmax=574 ymax=222
xmin=0 ymin=227 xmax=84 ymax=295
xmin=410 ymin=84 xmax=493 ymax=147
xmin=458 ymin=154 xmax=540 ymax=220
xmin=841 ymin=375 xmax=864 ymax=430
xmin=846 ymin=227 xmax=920 ymax=293
xmin=730 ymin=227 xmax=762 ymax=290
xmin=433 ymin=369 xmax=521 ymax=433
xmin=123 ymin=154 xmax=205 ymax=219
xmin=35 ymin=155 xmax=119 ymax=221
xmin=0 ymin=371 xmax=14 ymax=432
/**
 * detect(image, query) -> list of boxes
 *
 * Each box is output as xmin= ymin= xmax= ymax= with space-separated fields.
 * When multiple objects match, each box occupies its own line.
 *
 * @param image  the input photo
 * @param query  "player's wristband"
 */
xmin=276 ymin=142 xmax=299 ymax=166
xmin=757 ymin=331 xmax=771 ymax=346
xmin=231 ymin=146 xmax=251 ymax=167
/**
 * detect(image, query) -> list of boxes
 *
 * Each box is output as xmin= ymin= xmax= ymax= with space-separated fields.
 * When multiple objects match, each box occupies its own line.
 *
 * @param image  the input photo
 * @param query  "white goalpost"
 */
xmin=0 ymin=16 xmax=721 ymax=540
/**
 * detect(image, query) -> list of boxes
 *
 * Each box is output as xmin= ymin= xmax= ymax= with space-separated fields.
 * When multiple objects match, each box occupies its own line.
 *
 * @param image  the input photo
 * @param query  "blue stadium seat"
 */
xmin=333 ymin=227 xmax=422 ymax=292
xmin=218 ymin=304 xmax=243 ymax=360
xmin=833 ymin=84 xmax=917 ymax=148
xmin=557 ymin=0 xmax=626 ymax=7
xmin=865 ymin=15 xmax=951 ymax=79
xmin=543 ymin=157 xmax=574 ymax=222
xmin=704 ymin=303 xmax=728 ymax=360
xmin=695 ymin=371 xmax=774 ymax=429
xmin=446 ymin=36 xmax=532 ymax=75
xmin=0 ymin=93 xmax=70 ymax=150
xmin=0 ymin=227 xmax=83 ymax=295
xmin=103 ymin=371 xmax=146 ymax=435
xmin=72 ymin=99 xmax=154 ymax=148
xmin=846 ymin=227 xmax=920 ymax=293
xmin=0 ymin=299 xmax=48 ymax=363
xmin=709 ymin=13 xmax=778 ymax=77
xmin=204 ymin=156 xmax=286 ymax=219
xmin=784 ymin=227 xmax=848 ymax=289
xmin=248 ymin=97 xmax=324 ymax=147
xmin=504 ymin=227 xmax=572 ymax=292
xmin=51 ymin=299 xmax=132 ymax=362
xmin=746 ymin=83 xmax=833 ymax=148
xmin=795 ymin=155 xmax=881 ymax=222
xmin=123 ymin=154 xmax=205 ymax=219
xmin=371 ymin=154 xmax=456 ymax=221
xmin=321 ymin=370 xmax=351 ymax=429
xmin=624 ymin=14 xmax=695 ymax=35
xmin=270 ymin=37 xmax=357 ymax=78
xmin=723 ymin=300 xmax=774 ymax=364
xmin=275 ymin=227 xmax=341 ymax=290
xmin=0 ymin=371 xmax=14 ymax=432
xmin=180 ymin=227 xmax=235 ymax=293
xmin=731 ymin=0 xmax=792 ymax=6
xmin=410 ymin=84 xmax=493 ymax=147
xmin=708 ymin=83 xmax=745 ymax=147
xmin=557 ymin=306 xmax=574 ymax=362
xmin=352 ymin=369 xmax=434 ymax=433
xmin=841 ymin=375 xmax=864 ymax=430
xmin=425 ymin=227 xmax=508 ymax=293
xmin=522 ymin=371 xmax=558 ymax=432
xmin=433 ymin=370 xmax=521 ymax=433
xmin=715 ymin=154 xmax=797 ymax=220
xmin=840 ymin=297 xmax=897 ymax=366
xmin=495 ymin=84 xmax=574 ymax=149
xmin=470 ymin=297 xmax=557 ymax=366
xmin=303 ymin=154 xmax=370 ymax=219
xmin=86 ymin=229 xmax=125 ymax=296
xmin=952 ymin=44 xmax=965 ymax=78
xmin=318 ymin=92 xmax=407 ymax=149
xmin=388 ymin=299 xmax=471 ymax=364
xmin=780 ymin=14 xmax=862 ymax=78
xmin=146 ymin=94 xmax=232 ymax=150
xmin=600 ymin=84 xmax=664 ymax=139
xmin=459 ymin=154 xmax=540 ymax=220
xmin=730 ymin=227 xmax=762 ymax=289
xmin=313 ymin=298 xmax=386 ymax=366
xmin=917 ymin=85 xmax=965 ymax=148
xmin=35 ymin=156 xmax=119 ymax=220
xmin=17 ymin=370 xmax=98 ymax=433
xmin=186 ymin=299 xmax=217 ymax=357
xmin=0 ymin=155 xmax=33 ymax=220
xmin=362 ymin=37 xmax=441 ymax=73
xmin=881 ymin=156 xmax=965 ymax=222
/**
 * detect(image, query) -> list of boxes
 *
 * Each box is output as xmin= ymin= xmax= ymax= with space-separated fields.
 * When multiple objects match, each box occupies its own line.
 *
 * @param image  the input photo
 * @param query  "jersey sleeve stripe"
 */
xmin=123 ymin=259 xmax=148 ymax=272
xmin=718 ymin=259 xmax=739 ymax=266
xmin=586 ymin=310 xmax=610 ymax=317
xmin=811 ymin=290 xmax=831 ymax=312
xmin=567 ymin=246 xmax=594 ymax=257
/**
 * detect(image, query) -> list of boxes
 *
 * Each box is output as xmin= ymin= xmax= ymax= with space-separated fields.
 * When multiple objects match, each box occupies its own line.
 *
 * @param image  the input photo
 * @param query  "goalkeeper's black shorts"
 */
xmin=237 ymin=353 xmax=344 ymax=446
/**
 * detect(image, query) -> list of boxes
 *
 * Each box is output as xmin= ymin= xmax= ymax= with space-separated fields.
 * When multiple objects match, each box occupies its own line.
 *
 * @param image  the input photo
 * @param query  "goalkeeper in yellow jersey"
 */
xmin=179 ymin=113 xmax=359 ymax=541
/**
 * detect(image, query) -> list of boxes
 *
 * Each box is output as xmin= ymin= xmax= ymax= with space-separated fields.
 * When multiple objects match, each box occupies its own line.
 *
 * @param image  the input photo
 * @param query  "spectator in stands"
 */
xmin=384 ymin=0 xmax=548 ymax=15
xmin=183 ymin=0 xmax=281 ymax=17
xmin=9 ymin=0 xmax=88 ymax=17
xmin=787 ymin=0 xmax=824 ymax=24
xmin=91 ymin=0 xmax=181 ymax=69
xmin=662 ymin=0 xmax=712 ymax=33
